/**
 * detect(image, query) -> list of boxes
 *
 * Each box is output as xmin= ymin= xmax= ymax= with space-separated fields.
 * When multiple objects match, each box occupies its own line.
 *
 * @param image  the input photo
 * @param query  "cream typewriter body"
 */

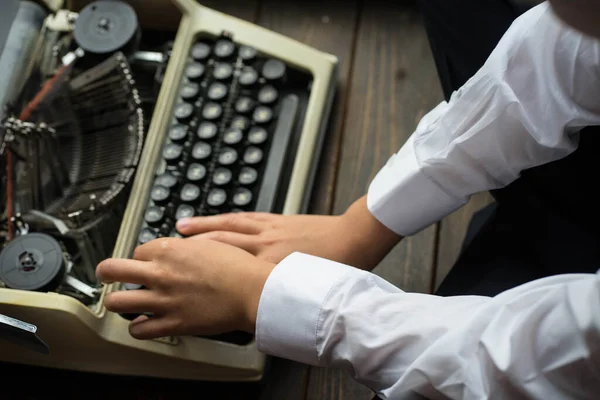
xmin=0 ymin=0 xmax=337 ymax=381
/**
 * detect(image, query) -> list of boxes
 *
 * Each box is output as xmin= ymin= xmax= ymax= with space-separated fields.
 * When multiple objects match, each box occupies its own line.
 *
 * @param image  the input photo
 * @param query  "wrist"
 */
xmin=339 ymin=196 xmax=402 ymax=270
xmin=241 ymin=260 xmax=276 ymax=333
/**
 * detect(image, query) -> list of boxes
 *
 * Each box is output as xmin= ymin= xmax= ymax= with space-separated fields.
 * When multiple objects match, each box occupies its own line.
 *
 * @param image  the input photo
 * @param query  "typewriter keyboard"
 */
xmin=137 ymin=35 xmax=300 ymax=246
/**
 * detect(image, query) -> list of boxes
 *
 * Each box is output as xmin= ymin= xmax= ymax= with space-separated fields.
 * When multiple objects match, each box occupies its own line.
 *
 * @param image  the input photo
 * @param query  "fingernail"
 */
xmin=176 ymin=218 xmax=190 ymax=229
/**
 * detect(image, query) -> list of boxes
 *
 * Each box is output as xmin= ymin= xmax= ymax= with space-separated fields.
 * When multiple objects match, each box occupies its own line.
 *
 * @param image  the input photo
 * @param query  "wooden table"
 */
xmin=4 ymin=0 xmax=492 ymax=398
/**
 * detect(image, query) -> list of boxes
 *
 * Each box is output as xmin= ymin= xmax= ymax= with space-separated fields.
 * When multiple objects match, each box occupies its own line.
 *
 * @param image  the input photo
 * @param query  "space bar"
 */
xmin=254 ymin=94 xmax=299 ymax=212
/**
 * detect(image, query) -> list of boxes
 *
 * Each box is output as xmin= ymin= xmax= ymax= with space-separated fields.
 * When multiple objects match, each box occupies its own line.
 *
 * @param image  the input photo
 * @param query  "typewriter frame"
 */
xmin=0 ymin=0 xmax=338 ymax=381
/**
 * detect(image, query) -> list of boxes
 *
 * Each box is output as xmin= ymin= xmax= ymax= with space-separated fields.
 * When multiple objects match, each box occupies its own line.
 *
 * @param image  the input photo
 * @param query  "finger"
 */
xmin=132 ymin=236 xmax=179 ymax=262
xmin=103 ymin=289 xmax=164 ymax=314
xmin=187 ymin=231 xmax=258 ymax=252
xmin=129 ymin=315 xmax=181 ymax=340
xmin=96 ymin=258 xmax=155 ymax=285
xmin=176 ymin=213 xmax=262 ymax=235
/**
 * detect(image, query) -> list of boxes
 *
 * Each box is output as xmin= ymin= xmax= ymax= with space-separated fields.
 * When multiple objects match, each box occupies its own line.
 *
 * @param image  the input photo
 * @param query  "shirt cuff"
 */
xmin=367 ymin=133 xmax=465 ymax=236
xmin=255 ymin=252 xmax=354 ymax=366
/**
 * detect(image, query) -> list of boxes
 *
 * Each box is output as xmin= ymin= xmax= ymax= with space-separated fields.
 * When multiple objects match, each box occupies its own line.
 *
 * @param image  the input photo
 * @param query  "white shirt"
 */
xmin=256 ymin=3 xmax=600 ymax=400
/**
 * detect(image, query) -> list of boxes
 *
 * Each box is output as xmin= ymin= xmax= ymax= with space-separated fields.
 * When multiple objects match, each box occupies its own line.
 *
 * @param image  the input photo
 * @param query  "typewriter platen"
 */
xmin=0 ymin=0 xmax=337 ymax=381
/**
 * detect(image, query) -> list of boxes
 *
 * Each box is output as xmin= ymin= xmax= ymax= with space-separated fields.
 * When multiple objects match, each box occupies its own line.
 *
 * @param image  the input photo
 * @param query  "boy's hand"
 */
xmin=176 ymin=196 xmax=402 ymax=271
xmin=96 ymin=237 xmax=275 ymax=339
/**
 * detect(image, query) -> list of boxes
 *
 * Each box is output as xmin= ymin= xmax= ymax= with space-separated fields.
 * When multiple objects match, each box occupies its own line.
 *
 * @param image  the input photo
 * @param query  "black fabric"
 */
xmin=0 ymin=0 xmax=20 ymax=58
xmin=417 ymin=0 xmax=600 ymax=297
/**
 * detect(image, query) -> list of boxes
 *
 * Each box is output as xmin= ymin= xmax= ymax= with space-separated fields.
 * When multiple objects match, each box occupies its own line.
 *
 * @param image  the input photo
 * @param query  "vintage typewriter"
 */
xmin=0 ymin=0 xmax=337 ymax=381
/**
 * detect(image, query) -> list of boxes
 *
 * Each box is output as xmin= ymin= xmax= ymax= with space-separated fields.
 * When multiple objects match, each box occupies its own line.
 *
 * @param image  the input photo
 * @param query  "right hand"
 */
xmin=176 ymin=196 xmax=402 ymax=270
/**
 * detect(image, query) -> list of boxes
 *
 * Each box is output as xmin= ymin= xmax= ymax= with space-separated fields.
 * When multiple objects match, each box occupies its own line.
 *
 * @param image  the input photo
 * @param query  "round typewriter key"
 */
xmin=207 ymin=82 xmax=228 ymax=101
xmin=180 ymin=82 xmax=200 ymax=101
xmin=218 ymin=148 xmax=238 ymax=165
xmin=258 ymin=85 xmax=278 ymax=104
xmin=239 ymin=67 xmax=258 ymax=86
xmin=239 ymin=45 xmax=257 ymax=62
xmin=145 ymin=206 xmax=165 ymax=227
xmin=186 ymin=62 xmax=205 ymax=80
xmin=238 ymin=167 xmax=258 ymax=185
xmin=243 ymin=146 xmax=263 ymax=165
xmin=252 ymin=106 xmax=273 ymax=124
xmin=233 ymin=188 xmax=253 ymax=207
xmin=175 ymin=204 xmax=195 ymax=220
xmin=150 ymin=185 xmax=171 ymax=205
xmin=207 ymin=188 xmax=227 ymax=207
xmin=202 ymin=102 xmax=223 ymax=120
xmin=162 ymin=143 xmax=183 ymax=164
xmin=139 ymin=228 xmax=158 ymax=244
xmin=215 ymin=39 xmax=236 ymax=59
xmin=168 ymin=124 xmax=188 ymax=143
xmin=223 ymin=127 xmax=243 ymax=145
xmin=230 ymin=115 xmax=250 ymax=131
xmin=123 ymin=282 xmax=143 ymax=291
xmin=192 ymin=141 xmax=212 ymax=161
xmin=174 ymin=102 xmax=194 ymax=122
xmin=262 ymin=59 xmax=286 ymax=82
xmin=248 ymin=126 xmax=268 ymax=144
xmin=191 ymin=42 xmax=211 ymax=60
xmin=186 ymin=163 xmax=207 ymax=182
xmin=213 ymin=63 xmax=233 ymax=80
xmin=197 ymin=121 xmax=218 ymax=139
xmin=213 ymin=167 xmax=232 ymax=186
xmin=155 ymin=173 xmax=178 ymax=189
xmin=180 ymin=183 xmax=201 ymax=203
xmin=235 ymin=96 xmax=254 ymax=114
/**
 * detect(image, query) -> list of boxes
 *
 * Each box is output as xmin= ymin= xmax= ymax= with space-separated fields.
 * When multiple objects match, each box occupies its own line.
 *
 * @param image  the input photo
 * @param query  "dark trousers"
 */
xmin=419 ymin=0 xmax=600 ymax=298
xmin=373 ymin=1 xmax=600 ymax=398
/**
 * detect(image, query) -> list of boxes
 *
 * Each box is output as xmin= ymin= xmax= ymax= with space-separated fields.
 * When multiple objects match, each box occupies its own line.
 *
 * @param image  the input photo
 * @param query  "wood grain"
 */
xmin=306 ymin=1 xmax=444 ymax=399
xmin=434 ymin=193 xmax=494 ymax=290
xmin=254 ymin=1 xmax=360 ymax=399
xmin=257 ymin=0 xmax=361 ymax=216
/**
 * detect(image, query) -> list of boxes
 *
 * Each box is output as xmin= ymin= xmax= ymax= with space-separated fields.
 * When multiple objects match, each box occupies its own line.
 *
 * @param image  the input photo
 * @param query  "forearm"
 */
xmin=257 ymin=254 xmax=600 ymax=399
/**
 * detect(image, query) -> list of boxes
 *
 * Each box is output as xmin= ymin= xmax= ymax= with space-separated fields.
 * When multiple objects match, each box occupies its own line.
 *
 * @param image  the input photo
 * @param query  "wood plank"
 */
xmin=256 ymin=0 xmax=361 ymax=216
xmin=306 ymin=1 xmax=444 ymax=399
xmin=434 ymin=193 xmax=494 ymax=290
xmin=254 ymin=1 xmax=360 ymax=399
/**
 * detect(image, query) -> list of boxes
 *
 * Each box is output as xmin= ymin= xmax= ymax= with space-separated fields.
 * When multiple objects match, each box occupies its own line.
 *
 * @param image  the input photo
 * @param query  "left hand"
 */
xmin=96 ymin=237 xmax=275 ymax=340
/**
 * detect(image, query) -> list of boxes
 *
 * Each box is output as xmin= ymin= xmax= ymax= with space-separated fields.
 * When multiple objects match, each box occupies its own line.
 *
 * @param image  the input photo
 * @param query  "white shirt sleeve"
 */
xmin=367 ymin=3 xmax=600 ymax=236
xmin=256 ymin=253 xmax=600 ymax=400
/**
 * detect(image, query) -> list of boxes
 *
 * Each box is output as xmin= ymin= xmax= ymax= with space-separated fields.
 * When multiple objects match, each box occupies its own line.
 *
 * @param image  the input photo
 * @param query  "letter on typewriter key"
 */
xmin=252 ymin=105 xmax=273 ymax=125
xmin=218 ymin=148 xmax=238 ymax=166
xmin=243 ymin=147 xmax=263 ymax=165
xmin=207 ymin=188 xmax=227 ymax=207
xmin=150 ymin=185 xmax=171 ymax=206
xmin=175 ymin=204 xmax=195 ymax=221
xmin=223 ymin=128 xmax=243 ymax=145
xmin=235 ymin=96 xmax=255 ymax=114
xmin=248 ymin=126 xmax=268 ymax=145
xmin=212 ymin=167 xmax=232 ymax=186
xmin=238 ymin=167 xmax=258 ymax=185
xmin=238 ymin=45 xmax=257 ymax=62
xmin=191 ymin=42 xmax=211 ymax=61
xmin=186 ymin=163 xmax=206 ymax=183
xmin=186 ymin=62 xmax=205 ymax=81
xmin=163 ymin=143 xmax=183 ymax=165
xmin=192 ymin=142 xmax=212 ymax=161
xmin=214 ymin=39 xmax=236 ymax=59
xmin=144 ymin=206 xmax=165 ymax=227
xmin=230 ymin=116 xmax=250 ymax=132
xmin=202 ymin=102 xmax=223 ymax=120
xmin=197 ymin=121 xmax=218 ymax=140
xmin=180 ymin=183 xmax=201 ymax=204
xmin=207 ymin=82 xmax=228 ymax=101
xmin=258 ymin=85 xmax=278 ymax=104
xmin=233 ymin=188 xmax=253 ymax=207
